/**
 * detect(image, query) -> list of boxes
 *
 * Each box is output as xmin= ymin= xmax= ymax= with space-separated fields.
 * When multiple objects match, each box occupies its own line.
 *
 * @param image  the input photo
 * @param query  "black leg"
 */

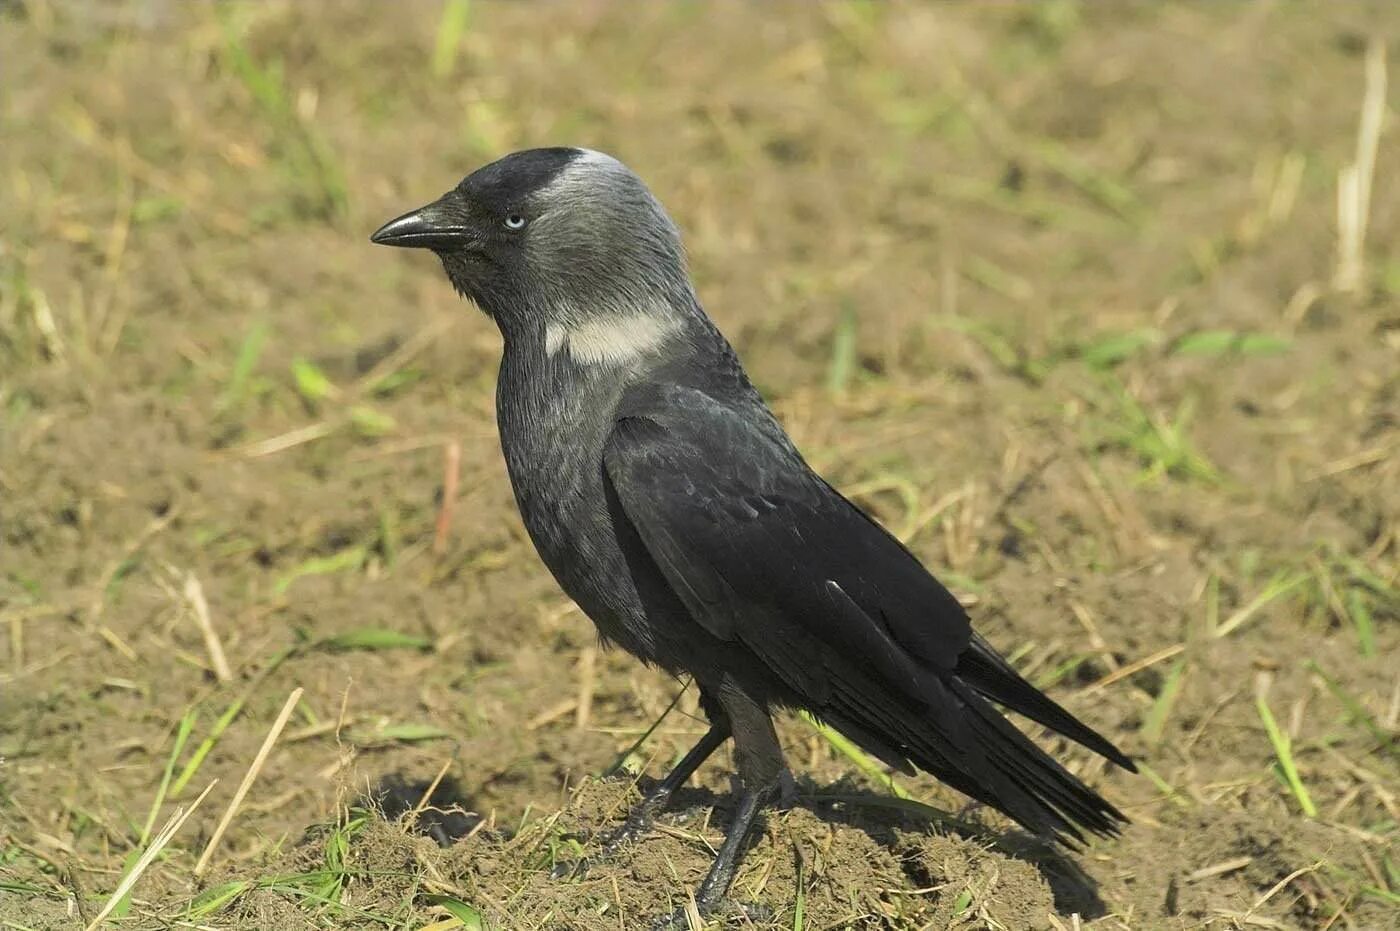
xmin=604 ymin=719 xmax=730 ymax=853
xmin=650 ymin=683 xmax=787 ymax=927
xmin=690 ymin=780 xmax=778 ymax=914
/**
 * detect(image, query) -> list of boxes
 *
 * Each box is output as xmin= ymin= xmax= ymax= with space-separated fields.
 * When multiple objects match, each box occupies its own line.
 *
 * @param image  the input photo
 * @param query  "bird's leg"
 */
xmin=653 ymin=684 xmax=786 ymax=927
xmin=554 ymin=709 xmax=730 ymax=882
xmin=689 ymin=778 xmax=779 ymax=914
xmin=603 ymin=719 xmax=730 ymax=854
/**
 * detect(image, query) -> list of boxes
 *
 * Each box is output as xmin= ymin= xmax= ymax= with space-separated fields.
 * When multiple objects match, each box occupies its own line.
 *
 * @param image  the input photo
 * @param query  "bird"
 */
xmin=371 ymin=147 xmax=1135 ymax=921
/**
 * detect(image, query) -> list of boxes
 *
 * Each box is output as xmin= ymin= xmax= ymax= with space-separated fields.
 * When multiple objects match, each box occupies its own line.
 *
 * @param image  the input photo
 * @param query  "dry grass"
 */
xmin=1 ymin=1 xmax=1397 ymax=929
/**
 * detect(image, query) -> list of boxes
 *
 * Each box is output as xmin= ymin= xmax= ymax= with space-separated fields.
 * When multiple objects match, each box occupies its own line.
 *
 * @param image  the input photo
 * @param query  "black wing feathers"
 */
xmin=602 ymin=386 xmax=1131 ymax=842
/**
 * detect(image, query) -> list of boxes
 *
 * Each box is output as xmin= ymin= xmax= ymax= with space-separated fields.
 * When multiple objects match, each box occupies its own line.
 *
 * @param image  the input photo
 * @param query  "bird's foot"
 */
xmin=735 ymin=901 xmax=774 ymax=924
xmin=646 ymin=847 xmax=751 ymax=928
xmin=649 ymin=907 xmax=687 ymax=931
xmin=601 ymin=806 xmax=656 ymax=856
xmin=548 ymin=853 xmax=590 ymax=881
xmin=545 ymin=831 xmax=594 ymax=880
xmin=648 ymin=898 xmax=770 ymax=930
xmin=549 ymin=794 xmax=667 ymax=880
xmin=649 ymin=905 xmax=697 ymax=931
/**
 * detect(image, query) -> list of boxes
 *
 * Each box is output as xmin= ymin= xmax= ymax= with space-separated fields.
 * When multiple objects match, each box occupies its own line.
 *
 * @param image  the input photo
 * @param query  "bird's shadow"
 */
xmin=656 ymin=777 xmax=1107 ymax=919
xmin=364 ymin=770 xmax=1106 ymax=918
xmin=368 ymin=772 xmax=486 ymax=848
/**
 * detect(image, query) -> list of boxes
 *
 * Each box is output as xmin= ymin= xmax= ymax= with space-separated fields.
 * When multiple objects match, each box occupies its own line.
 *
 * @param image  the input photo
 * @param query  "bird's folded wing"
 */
xmin=600 ymin=387 xmax=973 ymax=709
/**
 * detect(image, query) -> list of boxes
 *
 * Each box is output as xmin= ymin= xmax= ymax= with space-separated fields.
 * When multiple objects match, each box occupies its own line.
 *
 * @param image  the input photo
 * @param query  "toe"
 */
xmin=548 ymin=856 xmax=590 ymax=881
xmin=648 ymin=907 xmax=689 ymax=931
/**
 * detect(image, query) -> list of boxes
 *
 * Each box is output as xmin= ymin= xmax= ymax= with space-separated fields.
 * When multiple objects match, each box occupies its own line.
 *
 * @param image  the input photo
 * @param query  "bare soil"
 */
xmin=1 ymin=2 xmax=1397 ymax=929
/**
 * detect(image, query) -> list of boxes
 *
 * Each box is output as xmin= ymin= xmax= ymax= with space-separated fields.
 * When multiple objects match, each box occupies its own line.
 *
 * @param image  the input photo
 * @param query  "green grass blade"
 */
xmin=1029 ymin=136 xmax=1145 ymax=224
xmin=318 ymin=627 xmax=431 ymax=652
xmin=792 ymin=845 xmax=806 ymax=931
xmin=1137 ymin=762 xmax=1191 ymax=808
xmin=1079 ymin=328 xmax=1161 ymax=368
xmin=1344 ymin=588 xmax=1376 ymax=656
xmin=362 ymin=722 xmax=452 ymax=743
xmin=426 ymin=894 xmax=485 ymax=930
xmin=826 ymin=305 xmax=858 ymax=395
xmin=349 ymin=405 xmax=398 ymax=437
xmin=601 ymin=681 xmax=689 ymax=778
xmin=800 ymin=711 xmax=910 ymax=799
xmin=1306 ymin=660 xmax=1397 ymax=757
xmin=140 ymin=707 xmax=198 ymax=844
xmin=291 ymin=356 xmax=336 ymax=403
xmin=432 ymin=0 xmax=473 ymax=79
xmin=171 ymin=697 xmax=245 ymax=798
xmin=1171 ymin=330 xmax=1291 ymax=357
xmin=1141 ymin=656 xmax=1187 ymax=746
xmin=1033 ymin=652 xmax=1089 ymax=689
xmin=219 ymin=320 xmax=269 ymax=412
xmin=274 ymin=545 xmax=367 ymax=595
xmin=1336 ymin=554 xmax=1399 ymax=605
xmin=1214 ymin=571 xmax=1308 ymax=638
xmin=171 ymin=646 xmax=294 ymax=796
xmin=1256 ymin=693 xmax=1316 ymax=817
xmin=186 ymin=880 xmax=253 ymax=919
xmin=111 ymin=847 xmax=141 ymax=918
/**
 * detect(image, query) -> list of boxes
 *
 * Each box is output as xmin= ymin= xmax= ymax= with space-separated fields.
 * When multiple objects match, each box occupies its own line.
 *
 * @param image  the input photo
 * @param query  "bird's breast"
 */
xmin=494 ymin=362 xmax=658 ymax=658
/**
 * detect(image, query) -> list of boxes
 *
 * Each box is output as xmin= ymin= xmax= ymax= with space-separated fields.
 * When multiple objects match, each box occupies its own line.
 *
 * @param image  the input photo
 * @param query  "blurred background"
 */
xmin=1 ymin=2 xmax=1396 ymax=929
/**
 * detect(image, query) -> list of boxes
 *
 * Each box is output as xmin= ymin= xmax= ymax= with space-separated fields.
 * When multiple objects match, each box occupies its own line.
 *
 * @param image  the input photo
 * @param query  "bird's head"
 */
xmin=372 ymin=148 xmax=696 ymax=355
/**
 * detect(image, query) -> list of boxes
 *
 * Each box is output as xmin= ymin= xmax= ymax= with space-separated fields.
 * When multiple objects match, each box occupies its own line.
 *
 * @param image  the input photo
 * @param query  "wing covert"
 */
xmin=600 ymin=388 xmax=973 ymax=709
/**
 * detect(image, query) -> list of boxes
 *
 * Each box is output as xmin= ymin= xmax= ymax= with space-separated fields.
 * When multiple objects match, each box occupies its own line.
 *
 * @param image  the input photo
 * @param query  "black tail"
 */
xmin=957 ymin=634 xmax=1137 ymax=773
xmin=824 ymin=666 xmax=1130 ymax=845
xmin=947 ymin=679 xmax=1127 ymax=843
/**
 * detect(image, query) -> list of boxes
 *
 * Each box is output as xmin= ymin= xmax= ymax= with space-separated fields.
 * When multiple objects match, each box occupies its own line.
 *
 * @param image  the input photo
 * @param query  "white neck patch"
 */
xmin=544 ymin=313 xmax=680 ymax=367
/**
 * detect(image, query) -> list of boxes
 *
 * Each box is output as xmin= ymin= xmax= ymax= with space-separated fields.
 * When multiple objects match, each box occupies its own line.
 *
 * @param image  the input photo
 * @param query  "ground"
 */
xmin=1 ymin=2 xmax=1397 ymax=929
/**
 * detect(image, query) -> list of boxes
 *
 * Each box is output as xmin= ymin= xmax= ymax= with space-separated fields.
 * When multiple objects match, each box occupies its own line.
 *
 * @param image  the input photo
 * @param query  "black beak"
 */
xmin=370 ymin=193 xmax=476 ymax=250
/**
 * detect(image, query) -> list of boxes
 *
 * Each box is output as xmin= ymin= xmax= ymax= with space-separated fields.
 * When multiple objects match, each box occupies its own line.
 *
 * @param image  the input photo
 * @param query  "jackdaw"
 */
xmin=372 ymin=147 xmax=1135 ymax=920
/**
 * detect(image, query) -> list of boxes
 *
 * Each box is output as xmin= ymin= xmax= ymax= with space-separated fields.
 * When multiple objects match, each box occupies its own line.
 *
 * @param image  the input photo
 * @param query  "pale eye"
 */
xmin=504 ymin=214 xmax=527 ymax=230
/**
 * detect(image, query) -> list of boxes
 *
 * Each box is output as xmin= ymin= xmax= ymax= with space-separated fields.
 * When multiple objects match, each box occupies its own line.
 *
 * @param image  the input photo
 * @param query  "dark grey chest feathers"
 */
xmin=495 ymin=352 xmax=651 ymax=651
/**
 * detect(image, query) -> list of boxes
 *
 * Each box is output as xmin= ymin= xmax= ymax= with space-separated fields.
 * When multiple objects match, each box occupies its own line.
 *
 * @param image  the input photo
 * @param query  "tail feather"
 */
xmin=953 ymin=680 xmax=1126 ymax=842
xmin=957 ymin=634 xmax=1137 ymax=772
xmin=825 ymin=671 xmax=1128 ymax=845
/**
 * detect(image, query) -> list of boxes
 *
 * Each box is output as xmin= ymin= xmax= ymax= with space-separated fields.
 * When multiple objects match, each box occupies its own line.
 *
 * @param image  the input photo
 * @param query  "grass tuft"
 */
xmin=217 ymin=8 xmax=348 ymax=221
xmin=1086 ymin=374 xmax=1219 ymax=484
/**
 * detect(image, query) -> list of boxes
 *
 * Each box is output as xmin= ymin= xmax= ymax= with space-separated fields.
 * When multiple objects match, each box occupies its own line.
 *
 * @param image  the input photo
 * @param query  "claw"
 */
xmin=649 ymin=898 xmax=769 ymax=929
xmin=600 ymin=801 xmax=660 ymax=856
xmin=548 ymin=855 xmax=590 ymax=881
xmin=648 ymin=906 xmax=696 ymax=931
xmin=549 ymin=797 xmax=660 ymax=883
